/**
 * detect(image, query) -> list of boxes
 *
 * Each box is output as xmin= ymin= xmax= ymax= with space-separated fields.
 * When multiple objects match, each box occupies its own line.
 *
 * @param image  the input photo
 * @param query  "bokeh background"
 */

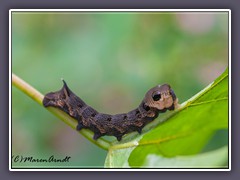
xmin=12 ymin=11 xmax=229 ymax=168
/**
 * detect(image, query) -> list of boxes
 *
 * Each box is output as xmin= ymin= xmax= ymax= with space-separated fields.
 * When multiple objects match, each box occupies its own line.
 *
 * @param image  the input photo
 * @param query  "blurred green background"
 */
xmin=12 ymin=12 xmax=228 ymax=168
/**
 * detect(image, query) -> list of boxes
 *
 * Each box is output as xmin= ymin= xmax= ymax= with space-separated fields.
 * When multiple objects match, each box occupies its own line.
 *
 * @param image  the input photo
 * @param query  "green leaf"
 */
xmin=139 ymin=146 xmax=228 ymax=168
xmin=105 ymin=68 xmax=228 ymax=168
xmin=105 ymin=146 xmax=228 ymax=168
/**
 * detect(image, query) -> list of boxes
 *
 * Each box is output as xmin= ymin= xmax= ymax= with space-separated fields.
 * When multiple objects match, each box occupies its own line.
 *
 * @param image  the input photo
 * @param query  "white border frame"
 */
xmin=9 ymin=9 xmax=231 ymax=171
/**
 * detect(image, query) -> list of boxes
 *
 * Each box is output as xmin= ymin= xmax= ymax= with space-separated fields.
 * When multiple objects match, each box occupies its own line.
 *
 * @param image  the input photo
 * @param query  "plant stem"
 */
xmin=12 ymin=73 xmax=111 ymax=150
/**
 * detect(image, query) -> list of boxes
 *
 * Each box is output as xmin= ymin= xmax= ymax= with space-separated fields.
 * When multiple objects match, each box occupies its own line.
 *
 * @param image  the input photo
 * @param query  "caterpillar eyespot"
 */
xmin=152 ymin=92 xmax=161 ymax=101
xmin=43 ymin=80 xmax=179 ymax=141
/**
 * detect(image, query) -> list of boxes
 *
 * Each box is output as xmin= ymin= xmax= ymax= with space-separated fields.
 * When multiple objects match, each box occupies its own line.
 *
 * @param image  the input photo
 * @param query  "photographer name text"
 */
xmin=12 ymin=155 xmax=71 ymax=163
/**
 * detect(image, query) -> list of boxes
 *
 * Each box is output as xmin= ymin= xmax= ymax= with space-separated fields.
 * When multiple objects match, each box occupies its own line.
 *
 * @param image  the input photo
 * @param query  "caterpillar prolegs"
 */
xmin=43 ymin=81 xmax=179 ymax=141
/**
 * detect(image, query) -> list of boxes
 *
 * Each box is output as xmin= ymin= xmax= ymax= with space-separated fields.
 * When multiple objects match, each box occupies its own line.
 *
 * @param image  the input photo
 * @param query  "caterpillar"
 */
xmin=43 ymin=80 xmax=179 ymax=141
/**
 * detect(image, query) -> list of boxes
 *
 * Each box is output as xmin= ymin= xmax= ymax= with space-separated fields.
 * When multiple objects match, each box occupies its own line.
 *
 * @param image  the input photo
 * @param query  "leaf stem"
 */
xmin=12 ymin=73 xmax=111 ymax=150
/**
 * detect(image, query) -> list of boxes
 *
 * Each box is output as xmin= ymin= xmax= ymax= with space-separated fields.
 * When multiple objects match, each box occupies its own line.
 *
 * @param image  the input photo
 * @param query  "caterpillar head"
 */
xmin=144 ymin=84 xmax=179 ymax=111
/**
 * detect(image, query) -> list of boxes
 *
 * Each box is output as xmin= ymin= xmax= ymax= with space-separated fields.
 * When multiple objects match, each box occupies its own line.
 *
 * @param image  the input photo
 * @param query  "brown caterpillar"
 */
xmin=43 ymin=81 xmax=179 ymax=141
